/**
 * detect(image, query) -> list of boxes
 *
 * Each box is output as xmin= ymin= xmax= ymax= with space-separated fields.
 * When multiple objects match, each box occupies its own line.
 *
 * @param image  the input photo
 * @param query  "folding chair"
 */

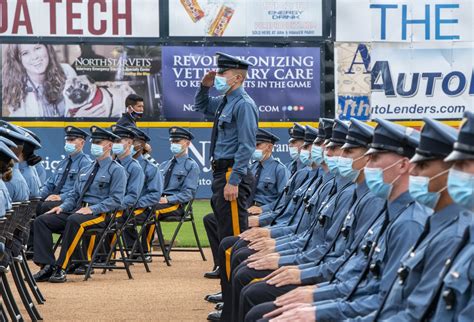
xmin=156 ymin=200 xmax=206 ymax=261
xmin=126 ymin=206 xmax=171 ymax=266
xmin=71 ymin=210 xmax=133 ymax=281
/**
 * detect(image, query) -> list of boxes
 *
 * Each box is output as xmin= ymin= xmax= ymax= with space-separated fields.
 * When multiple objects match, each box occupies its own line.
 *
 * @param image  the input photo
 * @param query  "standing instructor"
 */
xmin=194 ymin=52 xmax=258 ymax=242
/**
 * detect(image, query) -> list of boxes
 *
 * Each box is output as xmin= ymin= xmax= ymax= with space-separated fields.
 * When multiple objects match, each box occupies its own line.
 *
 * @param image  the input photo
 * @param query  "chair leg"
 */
xmin=84 ymin=232 xmax=107 ymax=281
xmin=190 ymin=216 xmax=207 ymax=261
xmin=127 ymin=221 xmax=154 ymax=270
xmin=52 ymin=235 xmax=62 ymax=254
xmin=154 ymin=220 xmax=171 ymax=266
xmin=116 ymin=236 xmax=133 ymax=279
xmin=10 ymin=260 xmax=41 ymax=321
xmin=165 ymin=219 xmax=185 ymax=259
xmin=0 ymin=302 xmax=7 ymax=322
xmin=0 ymin=272 xmax=23 ymax=322
xmin=127 ymin=231 xmax=151 ymax=273
xmin=20 ymin=250 xmax=45 ymax=304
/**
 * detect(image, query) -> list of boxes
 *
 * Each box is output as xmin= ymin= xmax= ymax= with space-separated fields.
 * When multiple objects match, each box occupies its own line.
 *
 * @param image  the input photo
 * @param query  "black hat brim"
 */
xmin=341 ymin=142 xmax=362 ymax=150
xmin=410 ymin=153 xmax=440 ymax=163
xmin=326 ymin=141 xmax=343 ymax=148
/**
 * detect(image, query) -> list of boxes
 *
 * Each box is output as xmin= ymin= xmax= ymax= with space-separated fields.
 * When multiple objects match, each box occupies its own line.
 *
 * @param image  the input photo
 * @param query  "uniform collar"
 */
xmin=97 ymin=156 xmax=112 ymax=168
xmin=260 ymin=155 xmax=274 ymax=168
xmin=174 ymin=153 xmax=188 ymax=164
xmin=355 ymin=179 xmax=370 ymax=197
xmin=123 ymin=113 xmax=136 ymax=123
xmin=336 ymin=174 xmax=352 ymax=188
xmin=70 ymin=151 xmax=85 ymax=162
xmin=387 ymin=191 xmax=414 ymax=220
xmin=226 ymin=86 xmax=245 ymax=102
xmin=430 ymin=203 xmax=464 ymax=232
xmin=118 ymin=154 xmax=133 ymax=166
xmin=18 ymin=161 xmax=28 ymax=170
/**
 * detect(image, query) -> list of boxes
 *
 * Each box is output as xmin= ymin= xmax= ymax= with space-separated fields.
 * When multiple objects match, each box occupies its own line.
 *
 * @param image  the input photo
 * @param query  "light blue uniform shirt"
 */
xmin=194 ymin=85 xmax=258 ymax=185
xmin=0 ymin=180 xmax=12 ymax=217
xmin=19 ymin=161 xmax=41 ymax=198
xmin=135 ymin=155 xmax=163 ymax=208
xmin=117 ymin=154 xmax=144 ymax=209
xmin=40 ymin=151 xmax=92 ymax=200
xmin=250 ymin=156 xmax=289 ymax=206
xmin=5 ymin=164 xmax=29 ymax=202
xmin=159 ymin=153 xmax=200 ymax=205
xmin=35 ymin=163 xmax=47 ymax=185
xmin=60 ymin=157 xmax=126 ymax=215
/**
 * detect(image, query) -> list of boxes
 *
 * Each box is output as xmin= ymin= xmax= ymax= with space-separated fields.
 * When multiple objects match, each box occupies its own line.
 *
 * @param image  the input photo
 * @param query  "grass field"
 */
xmin=160 ymin=199 xmax=212 ymax=247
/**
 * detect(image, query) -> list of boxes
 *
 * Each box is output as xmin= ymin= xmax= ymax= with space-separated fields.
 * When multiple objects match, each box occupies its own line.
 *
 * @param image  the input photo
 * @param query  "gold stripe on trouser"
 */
xmin=109 ymin=210 xmax=124 ymax=258
xmin=225 ymin=247 xmax=232 ymax=281
xmin=61 ymin=214 xmax=106 ymax=270
xmin=87 ymin=236 xmax=96 ymax=261
xmin=225 ymin=168 xmax=240 ymax=236
xmin=134 ymin=208 xmax=146 ymax=216
xmin=250 ymin=278 xmax=263 ymax=284
xmin=144 ymin=205 xmax=180 ymax=252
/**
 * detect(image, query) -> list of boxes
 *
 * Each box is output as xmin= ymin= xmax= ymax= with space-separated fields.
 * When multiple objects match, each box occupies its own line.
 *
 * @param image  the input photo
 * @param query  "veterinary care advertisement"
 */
xmin=169 ymin=0 xmax=323 ymax=37
xmin=1 ymin=44 xmax=162 ymax=119
xmin=0 ymin=0 xmax=160 ymax=38
xmin=161 ymin=46 xmax=321 ymax=121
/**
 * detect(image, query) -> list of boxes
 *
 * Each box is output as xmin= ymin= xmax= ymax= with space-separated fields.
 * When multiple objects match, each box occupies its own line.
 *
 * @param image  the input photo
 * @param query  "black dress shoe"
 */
xmin=204 ymin=266 xmax=220 ymax=279
xmin=33 ymin=265 xmax=56 ymax=282
xmin=205 ymin=291 xmax=222 ymax=304
xmin=207 ymin=310 xmax=221 ymax=321
xmin=66 ymin=263 xmax=82 ymax=274
xmin=49 ymin=269 xmax=67 ymax=283
xmin=215 ymin=302 xmax=223 ymax=310
xmin=74 ymin=265 xmax=94 ymax=275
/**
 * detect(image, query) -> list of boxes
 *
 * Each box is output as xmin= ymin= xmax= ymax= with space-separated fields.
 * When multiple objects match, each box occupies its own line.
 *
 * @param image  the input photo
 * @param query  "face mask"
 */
xmin=170 ymin=143 xmax=183 ymax=155
xmin=448 ymin=168 xmax=474 ymax=210
xmin=130 ymin=145 xmax=135 ymax=156
xmin=130 ymin=107 xmax=143 ymax=119
xmin=326 ymin=156 xmax=339 ymax=174
xmin=409 ymin=173 xmax=446 ymax=209
xmin=112 ymin=143 xmax=125 ymax=156
xmin=214 ymin=75 xmax=235 ymax=94
xmin=91 ymin=144 xmax=104 ymax=158
xmin=299 ymin=150 xmax=311 ymax=166
xmin=311 ymin=146 xmax=324 ymax=165
xmin=64 ymin=142 xmax=77 ymax=154
xmin=338 ymin=156 xmax=361 ymax=182
xmin=289 ymin=147 xmax=299 ymax=161
xmin=365 ymin=159 xmax=403 ymax=200
xmin=252 ymin=149 xmax=263 ymax=161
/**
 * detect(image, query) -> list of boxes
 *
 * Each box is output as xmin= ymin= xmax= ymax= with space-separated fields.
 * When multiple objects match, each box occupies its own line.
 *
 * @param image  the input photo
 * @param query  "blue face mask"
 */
xmin=91 ymin=144 xmax=104 ymax=158
xmin=130 ymin=145 xmax=135 ymax=155
xmin=214 ymin=75 xmax=234 ymax=94
xmin=338 ymin=156 xmax=361 ymax=182
xmin=64 ymin=142 xmax=77 ymax=154
xmin=326 ymin=156 xmax=339 ymax=174
xmin=289 ymin=147 xmax=299 ymax=161
xmin=299 ymin=150 xmax=311 ymax=166
xmin=448 ymin=168 xmax=474 ymax=210
xmin=365 ymin=160 xmax=403 ymax=200
xmin=252 ymin=149 xmax=263 ymax=161
xmin=170 ymin=143 xmax=183 ymax=155
xmin=409 ymin=174 xmax=444 ymax=209
xmin=112 ymin=143 xmax=125 ymax=156
xmin=311 ymin=145 xmax=324 ymax=165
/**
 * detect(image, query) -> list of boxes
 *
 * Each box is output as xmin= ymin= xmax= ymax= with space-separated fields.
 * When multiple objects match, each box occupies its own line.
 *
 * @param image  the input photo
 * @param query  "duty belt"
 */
xmin=211 ymin=159 xmax=234 ymax=171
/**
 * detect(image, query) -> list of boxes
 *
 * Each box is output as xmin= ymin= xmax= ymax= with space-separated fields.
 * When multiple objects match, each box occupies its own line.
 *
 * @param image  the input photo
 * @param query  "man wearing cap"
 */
xmin=251 ymin=119 xmax=431 ymax=321
xmin=111 ymin=125 xmax=144 ymax=210
xmin=14 ymin=124 xmax=47 ymax=185
xmin=33 ymin=126 xmax=126 ymax=283
xmin=428 ymin=112 xmax=474 ymax=321
xmin=117 ymin=94 xmax=144 ymax=128
xmin=122 ymin=127 xmax=163 ymax=253
xmin=37 ymin=126 xmax=92 ymax=215
xmin=286 ymin=123 xmax=306 ymax=177
xmin=374 ymin=116 xmax=474 ymax=321
xmin=0 ymin=129 xmax=29 ymax=202
xmin=203 ymin=129 xmax=289 ymax=281
xmin=195 ymin=52 xmax=258 ymax=244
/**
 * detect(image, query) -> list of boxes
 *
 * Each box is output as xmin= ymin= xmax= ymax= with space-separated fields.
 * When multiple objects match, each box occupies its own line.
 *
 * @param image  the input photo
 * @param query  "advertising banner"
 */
xmin=169 ymin=0 xmax=323 ymax=37
xmin=29 ymin=127 xmax=294 ymax=199
xmin=161 ymin=46 xmax=321 ymax=121
xmin=0 ymin=0 xmax=160 ymax=38
xmin=336 ymin=0 xmax=474 ymax=42
xmin=335 ymin=42 xmax=473 ymax=121
xmin=370 ymin=43 xmax=473 ymax=120
xmin=1 ymin=44 xmax=162 ymax=119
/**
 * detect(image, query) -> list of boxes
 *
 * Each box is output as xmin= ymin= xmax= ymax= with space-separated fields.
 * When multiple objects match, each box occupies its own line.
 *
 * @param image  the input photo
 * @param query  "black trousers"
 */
xmin=240 ymin=281 xmax=297 ymax=321
xmin=33 ymin=212 xmax=70 ymax=266
xmin=28 ymin=200 xmax=62 ymax=250
xmin=245 ymin=302 xmax=276 ymax=322
xmin=211 ymin=168 xmax=254 ymax=240
xmin=203 ymin=212 xmax=220 ymax=267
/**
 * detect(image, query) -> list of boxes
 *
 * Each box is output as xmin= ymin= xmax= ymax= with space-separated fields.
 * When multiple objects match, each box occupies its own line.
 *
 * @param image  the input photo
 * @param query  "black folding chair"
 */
xmin=156 ymin=200 xmax=206 ymax=261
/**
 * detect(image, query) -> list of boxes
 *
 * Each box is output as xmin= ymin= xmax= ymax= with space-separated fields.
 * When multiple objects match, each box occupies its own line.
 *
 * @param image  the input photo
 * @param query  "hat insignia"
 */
xmin=171 ymin=128 xmax=177 ymax=133
xmin=91 ymin=127 xmax=97 ymax=133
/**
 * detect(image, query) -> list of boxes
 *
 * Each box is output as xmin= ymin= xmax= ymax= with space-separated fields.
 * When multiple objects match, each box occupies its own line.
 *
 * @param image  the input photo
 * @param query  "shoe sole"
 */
xmin=49 ymin=278 xmax=67 ymax=283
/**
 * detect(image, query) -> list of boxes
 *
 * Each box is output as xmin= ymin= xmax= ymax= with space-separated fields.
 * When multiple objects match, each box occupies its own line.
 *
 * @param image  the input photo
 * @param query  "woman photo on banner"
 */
xmin=2 ymin=44 xmax=76 ymax=117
